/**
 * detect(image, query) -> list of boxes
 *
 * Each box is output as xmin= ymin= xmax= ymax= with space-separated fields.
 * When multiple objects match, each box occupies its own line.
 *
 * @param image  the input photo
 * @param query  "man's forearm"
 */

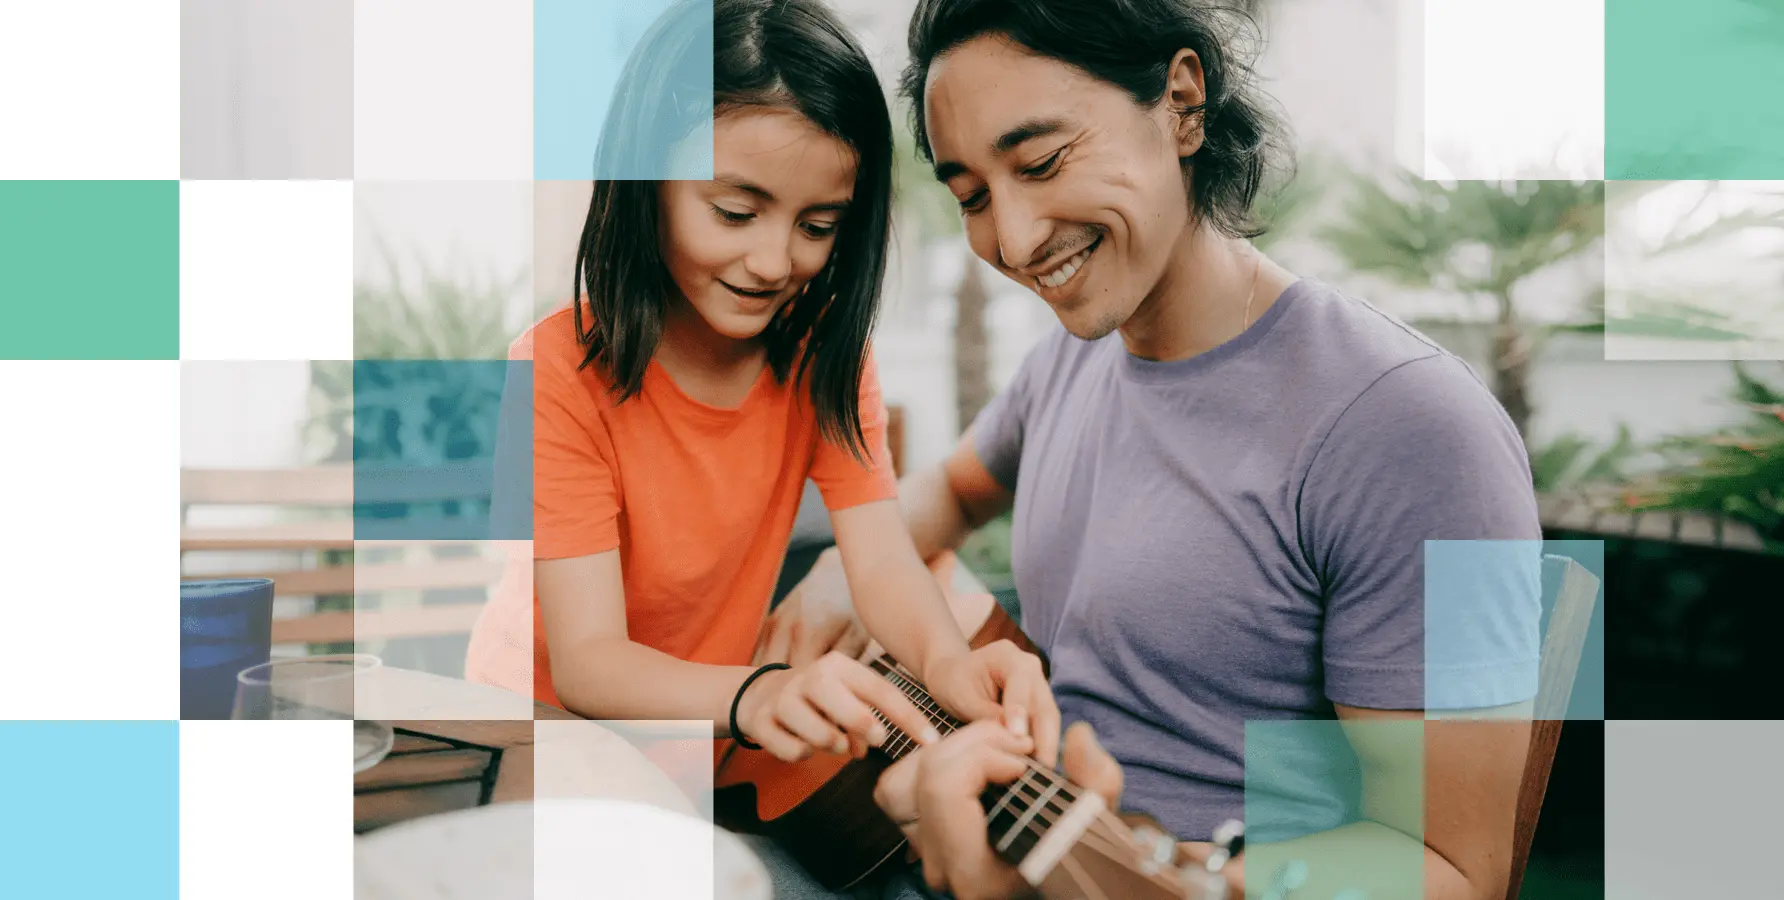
xmin=1229 ymin=822 xmax=1483 ymax=900
xmin=899 ymin=464 xmax=978 ymax=562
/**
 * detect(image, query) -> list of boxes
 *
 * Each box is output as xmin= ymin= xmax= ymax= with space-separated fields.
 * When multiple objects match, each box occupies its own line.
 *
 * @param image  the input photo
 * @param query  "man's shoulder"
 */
xmin=1280 ymin=279 xmax=1475 ymax=388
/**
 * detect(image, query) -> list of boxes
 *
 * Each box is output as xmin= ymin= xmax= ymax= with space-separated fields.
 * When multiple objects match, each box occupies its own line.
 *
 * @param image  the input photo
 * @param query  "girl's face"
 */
xmin=659 ymin=106 xmax=858 ymax=344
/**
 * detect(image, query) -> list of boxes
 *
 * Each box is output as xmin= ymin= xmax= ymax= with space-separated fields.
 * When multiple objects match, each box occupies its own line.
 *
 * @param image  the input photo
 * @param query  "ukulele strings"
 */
xmin=870 ymin=658 xmax=1130 ymax=856
xmin=867 ymin=658 xmax=1147 ymax=867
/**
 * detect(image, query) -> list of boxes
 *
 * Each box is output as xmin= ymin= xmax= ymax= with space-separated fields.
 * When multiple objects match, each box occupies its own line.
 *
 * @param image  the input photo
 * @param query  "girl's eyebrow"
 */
xmin=714 ymin=174 xmax=850 ymax=214
xmin=714 ymin=173 xmax=775 ymax=203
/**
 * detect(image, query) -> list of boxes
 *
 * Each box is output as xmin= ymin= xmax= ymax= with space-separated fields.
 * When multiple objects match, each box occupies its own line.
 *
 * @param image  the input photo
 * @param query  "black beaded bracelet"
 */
xmin=729 ymin=663 xmax=790 ymax=751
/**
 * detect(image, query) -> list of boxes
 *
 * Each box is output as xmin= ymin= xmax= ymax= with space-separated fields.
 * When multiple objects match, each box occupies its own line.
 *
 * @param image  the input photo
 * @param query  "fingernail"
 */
xmin=920 ymin=727 xmax=941 ymax=745
xmin=834 ymin=737 xmax=848 ymax=755
xmin=871 ymin=724 xmax=888 ymax=747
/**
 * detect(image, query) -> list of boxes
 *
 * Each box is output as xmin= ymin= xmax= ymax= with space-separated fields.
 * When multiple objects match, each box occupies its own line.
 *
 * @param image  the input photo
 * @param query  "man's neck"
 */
xmin=1119 ymin=225 xmax=1277 ymax=363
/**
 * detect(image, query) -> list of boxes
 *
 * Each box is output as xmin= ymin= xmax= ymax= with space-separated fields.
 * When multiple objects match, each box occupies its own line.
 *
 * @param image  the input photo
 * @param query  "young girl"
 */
xmin=466 ymin=0 xmax=1053 ymax=782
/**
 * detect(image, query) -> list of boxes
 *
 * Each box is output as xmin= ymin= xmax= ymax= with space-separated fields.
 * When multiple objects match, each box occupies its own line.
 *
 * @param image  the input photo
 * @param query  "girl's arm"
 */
xmin=828 ymin=498 xmax=974 ymax=680
xmin=537 ymin=552 xmax=754 ymax=728
xmin=830 ymin=498 xmax=1060 ymax=765
xmin=536 ymin=551 xmax=941 ymax=759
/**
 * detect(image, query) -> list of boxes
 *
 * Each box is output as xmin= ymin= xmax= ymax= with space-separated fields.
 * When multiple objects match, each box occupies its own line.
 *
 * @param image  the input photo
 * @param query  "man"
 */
xmin=786 ymin=0 xmax=1546 ymax=898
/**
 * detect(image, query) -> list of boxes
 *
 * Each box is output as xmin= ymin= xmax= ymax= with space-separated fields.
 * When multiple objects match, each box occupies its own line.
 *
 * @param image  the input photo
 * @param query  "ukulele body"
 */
xmin=713 ymin=598 xmax=1047 ymax=889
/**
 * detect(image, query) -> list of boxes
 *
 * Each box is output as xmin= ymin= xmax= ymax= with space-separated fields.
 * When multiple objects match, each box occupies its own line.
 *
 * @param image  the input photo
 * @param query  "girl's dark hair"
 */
xmin=900 ymin=0 xmax=1291 ymax=240
xmin=574 ymin=0 xmax=893 ymax=461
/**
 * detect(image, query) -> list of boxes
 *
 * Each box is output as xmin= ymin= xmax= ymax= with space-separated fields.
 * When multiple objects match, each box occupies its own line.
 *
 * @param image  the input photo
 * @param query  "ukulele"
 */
xmin=871 ymin=659 xmax=1362 ymax=900
xmin=712 ymin=598 xmax=1047 ymax=889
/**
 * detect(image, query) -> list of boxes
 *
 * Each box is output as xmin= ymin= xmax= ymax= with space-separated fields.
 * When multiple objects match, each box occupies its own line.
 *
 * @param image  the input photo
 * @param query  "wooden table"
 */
xmin=352 ymin=667 xmax=696 ymax=833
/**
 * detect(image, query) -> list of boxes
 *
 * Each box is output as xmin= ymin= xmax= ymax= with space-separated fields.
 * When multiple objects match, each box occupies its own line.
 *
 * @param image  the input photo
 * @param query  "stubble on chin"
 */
xmin=1060 ymin=304 xmax=1123 ymax=342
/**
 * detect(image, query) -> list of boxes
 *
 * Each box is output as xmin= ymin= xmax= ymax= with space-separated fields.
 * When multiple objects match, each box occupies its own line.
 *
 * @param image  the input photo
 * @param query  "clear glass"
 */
xmin=232 ymin=653 xmax=394 ymax=772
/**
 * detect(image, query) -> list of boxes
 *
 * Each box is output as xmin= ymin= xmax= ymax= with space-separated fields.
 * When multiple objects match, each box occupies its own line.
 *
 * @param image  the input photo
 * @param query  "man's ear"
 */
xmin=1166 ymin=48 xmax=1208 ymax=157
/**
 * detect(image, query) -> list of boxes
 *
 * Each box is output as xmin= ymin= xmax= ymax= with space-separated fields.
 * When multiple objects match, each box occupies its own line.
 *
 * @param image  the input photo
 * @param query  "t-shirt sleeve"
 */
xmin=969 ymin=332 xmax=1049 ymax=491
xmin=1299 ymin=353 xmax=1544 ymax=711
xmin=809 ymin=350 xmax=899 ymax=511
xmin=527 ymin=332 xmax=622 ymax=560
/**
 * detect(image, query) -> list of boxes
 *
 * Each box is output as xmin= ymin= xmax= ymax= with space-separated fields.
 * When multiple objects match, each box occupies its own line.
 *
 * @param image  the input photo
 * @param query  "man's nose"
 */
xmin=993 ymin=193 xmax=1052 ymax=272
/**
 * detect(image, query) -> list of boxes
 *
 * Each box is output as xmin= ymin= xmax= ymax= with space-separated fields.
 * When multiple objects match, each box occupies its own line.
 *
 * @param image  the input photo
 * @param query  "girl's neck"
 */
xmin=655 ymin=294 xmax=768 ymax=407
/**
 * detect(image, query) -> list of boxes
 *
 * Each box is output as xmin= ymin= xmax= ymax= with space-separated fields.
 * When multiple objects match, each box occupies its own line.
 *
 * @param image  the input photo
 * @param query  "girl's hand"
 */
xmin=922 ymin=640 xmax=1061 ymax=768
xmin=734 ymin=651 xmax=943 ymax=763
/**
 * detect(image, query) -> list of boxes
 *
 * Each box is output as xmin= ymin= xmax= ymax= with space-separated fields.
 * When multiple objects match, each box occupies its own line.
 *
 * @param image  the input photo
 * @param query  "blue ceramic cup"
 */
xmin=181 ymin=579 xmax=275 ymax=720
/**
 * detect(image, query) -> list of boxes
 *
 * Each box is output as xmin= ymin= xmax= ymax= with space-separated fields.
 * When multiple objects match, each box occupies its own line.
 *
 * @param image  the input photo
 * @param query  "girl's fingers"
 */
xmin=836 ymin=658 xmax=943 ymax=748
xmin=749 ymin=715 xmax=812 ymax=764
xmin=775 ymin=689 xmax=850 ymax=756
xmin=804 ymin=668 xmax=892 ymax=749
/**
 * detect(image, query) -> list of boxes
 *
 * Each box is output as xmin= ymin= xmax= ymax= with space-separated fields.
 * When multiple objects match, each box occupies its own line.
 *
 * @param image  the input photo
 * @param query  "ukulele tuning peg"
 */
xmin=1128 ymin=823 xmax=1176 ymax=874
xmin=1210 ymin=819 xmax=1244 ymax=859
xmin=1258 ymin=859 xmax=1308 ymax=900
xmin=1202 ymin=819 xmax=1244 ymax=874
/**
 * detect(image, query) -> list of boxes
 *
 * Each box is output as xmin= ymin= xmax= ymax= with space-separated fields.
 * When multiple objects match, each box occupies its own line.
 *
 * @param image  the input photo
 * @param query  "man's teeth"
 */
xmin=1036 ymin=244 xmax=1094 ymax=289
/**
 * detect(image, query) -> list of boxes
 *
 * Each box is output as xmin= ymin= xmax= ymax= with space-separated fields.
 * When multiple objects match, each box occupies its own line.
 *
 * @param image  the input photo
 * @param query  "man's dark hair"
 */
xmin=574 ymin=0 xmax=893 ymax=462
xmin=900 ymin=0 xmax=1291 ymax=240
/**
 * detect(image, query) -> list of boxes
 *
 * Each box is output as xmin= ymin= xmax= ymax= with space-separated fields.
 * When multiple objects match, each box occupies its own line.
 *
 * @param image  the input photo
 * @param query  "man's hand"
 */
xmin=753 ymin=547 xmax=872 ymax=667
xmin=873 ymin=721 xmax=1124 ymax=900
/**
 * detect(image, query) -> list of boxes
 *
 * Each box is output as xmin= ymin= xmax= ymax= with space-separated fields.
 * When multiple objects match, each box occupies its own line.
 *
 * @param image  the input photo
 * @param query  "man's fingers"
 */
xmin=1061 ymin=721 xmax=1123 ymax=807
xmin=1030 ymin=684 xmax=1062 ymax=770
xmin=872 ymin=751 xmax=922 ymax=824
xmin=805 ymin=672 xmax=890 ymax=749
xmin=836 ymin=625 xmax=872 ymax=664
xmin=791 ymin=615 xmax=846 ymax=669
xmin=914 ymin=729 xmax=1035 ymax=900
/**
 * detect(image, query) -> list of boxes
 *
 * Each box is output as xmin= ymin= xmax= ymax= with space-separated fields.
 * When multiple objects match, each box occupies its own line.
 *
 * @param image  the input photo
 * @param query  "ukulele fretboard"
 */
xmin=864 ymin=655 xmax=1091 ymax=871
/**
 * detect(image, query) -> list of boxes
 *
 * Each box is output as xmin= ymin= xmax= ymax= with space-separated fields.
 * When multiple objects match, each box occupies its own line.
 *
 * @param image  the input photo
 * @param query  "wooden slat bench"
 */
xmin=180 ymin=464 xmax=506 ymax=651
xmin=1537 ymin=491 xmax=1770 ymax=554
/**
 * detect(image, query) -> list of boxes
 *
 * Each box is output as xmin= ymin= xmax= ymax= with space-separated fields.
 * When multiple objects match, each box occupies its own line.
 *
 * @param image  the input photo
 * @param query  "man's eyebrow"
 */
xmin=931 ymin=117 xmax=1069 ymax=183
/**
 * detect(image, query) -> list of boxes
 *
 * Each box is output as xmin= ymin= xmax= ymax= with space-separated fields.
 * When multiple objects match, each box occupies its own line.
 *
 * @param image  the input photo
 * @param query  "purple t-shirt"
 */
xmin=971 ymin=278 xmax=1542 ymax=842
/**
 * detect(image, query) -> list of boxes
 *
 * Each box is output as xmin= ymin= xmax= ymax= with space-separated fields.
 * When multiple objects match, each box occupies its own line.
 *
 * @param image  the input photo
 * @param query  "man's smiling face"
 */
xmin=924 ymin=34 xmax=1198 ymax=340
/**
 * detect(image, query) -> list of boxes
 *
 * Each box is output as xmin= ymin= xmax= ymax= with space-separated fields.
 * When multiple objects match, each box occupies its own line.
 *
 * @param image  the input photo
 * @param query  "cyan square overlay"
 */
xmin=0 ymin=721 xmax=178 ymax=898
xmin=353 ymin=360 xmax=533 ymax=540
xmin=535 ymin=0 xmax=714 ymax=180
xmin=1607 ymin=0 xmax=1784 ymax=179
xmin=1423 ymin=540 xmax=1543 ymax=712
xmin=0 ymin=181 xmax=179 ymax=360
xmin=1423 ymin=539 xmax=1605 ymax=720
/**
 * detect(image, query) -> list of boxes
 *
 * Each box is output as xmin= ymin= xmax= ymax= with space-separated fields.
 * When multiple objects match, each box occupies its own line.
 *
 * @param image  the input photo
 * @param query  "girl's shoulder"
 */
xmin=517 ymin=301 xmax=624 ymax=405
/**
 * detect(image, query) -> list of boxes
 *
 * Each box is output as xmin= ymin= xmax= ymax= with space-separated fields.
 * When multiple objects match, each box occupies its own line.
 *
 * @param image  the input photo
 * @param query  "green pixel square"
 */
xmin=0 ymin=181 xmax=179 ymax=359
xmin=1607 ymin=0 xmax=1784 ymax=179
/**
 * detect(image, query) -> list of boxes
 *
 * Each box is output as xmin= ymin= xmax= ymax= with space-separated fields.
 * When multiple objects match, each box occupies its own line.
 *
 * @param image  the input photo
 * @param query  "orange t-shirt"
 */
xmin=464 ymin=305 xmax=898 ymax=710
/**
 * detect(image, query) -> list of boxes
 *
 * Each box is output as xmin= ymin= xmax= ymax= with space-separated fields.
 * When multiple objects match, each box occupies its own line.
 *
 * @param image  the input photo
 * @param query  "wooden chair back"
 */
xmin=1506 ymin=554 xmax=1601 ymax=899
xmin=179 ymin=464 xmax=505 ymax=648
